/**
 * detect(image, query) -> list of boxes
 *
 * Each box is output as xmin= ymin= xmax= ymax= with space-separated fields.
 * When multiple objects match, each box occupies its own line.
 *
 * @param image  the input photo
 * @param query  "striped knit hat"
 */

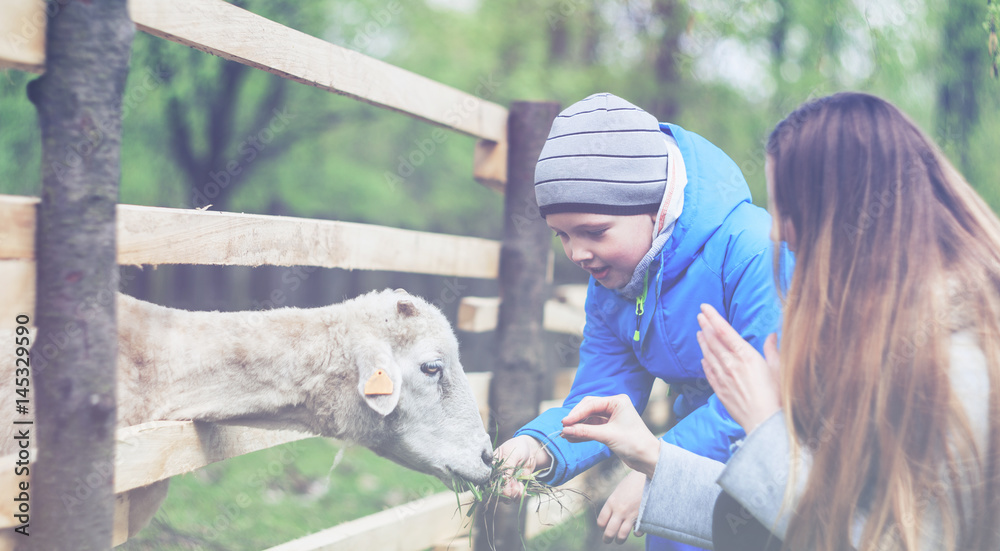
xmin=534 ymin=93 xmax=667 ymax=217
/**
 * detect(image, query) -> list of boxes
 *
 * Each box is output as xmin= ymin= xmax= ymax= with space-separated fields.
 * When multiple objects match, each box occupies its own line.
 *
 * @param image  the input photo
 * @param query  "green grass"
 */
xmin=119 ymin=437 xmax=448 ymax=550
xmin=457 ymin=455 xmax=590 ymax=549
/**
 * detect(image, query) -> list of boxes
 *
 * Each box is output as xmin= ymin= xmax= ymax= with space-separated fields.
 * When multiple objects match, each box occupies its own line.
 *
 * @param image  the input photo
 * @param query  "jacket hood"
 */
xmin=656 ymin=123 xmax=753 ymax=283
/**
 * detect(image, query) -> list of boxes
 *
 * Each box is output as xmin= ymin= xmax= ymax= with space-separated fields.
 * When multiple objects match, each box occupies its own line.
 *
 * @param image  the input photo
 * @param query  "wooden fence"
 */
xmin=0 ymin=0 xmax=633 ymax=549
xmin=0 ymin=190 xmax=621 ymax=548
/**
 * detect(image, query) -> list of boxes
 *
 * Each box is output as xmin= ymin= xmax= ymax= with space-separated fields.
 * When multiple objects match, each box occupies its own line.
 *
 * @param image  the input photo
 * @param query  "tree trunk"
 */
xmin=768 ymin=0 xmax=791 ymax=113
xmin=936 ymin=0 xmax=985 ymax=174
xmin=477 ymin=101 xmax=560 ymax=551
xmin=25 ymin=1 xmax=133 ymax=549
xmin=650 ymin=0 xmax=687 ymax=121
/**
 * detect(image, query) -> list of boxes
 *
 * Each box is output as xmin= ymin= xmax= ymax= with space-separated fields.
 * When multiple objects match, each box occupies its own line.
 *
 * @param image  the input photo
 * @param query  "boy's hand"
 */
xmin=493 ymin=435 xmax=551 ymax=499
xmin=598 ymin=470 xmax=647 ymax=544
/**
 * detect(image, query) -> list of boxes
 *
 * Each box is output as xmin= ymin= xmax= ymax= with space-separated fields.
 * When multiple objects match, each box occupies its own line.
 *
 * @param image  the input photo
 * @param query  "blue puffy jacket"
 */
xmin=516 ymin=122 xmax=790 ymax=486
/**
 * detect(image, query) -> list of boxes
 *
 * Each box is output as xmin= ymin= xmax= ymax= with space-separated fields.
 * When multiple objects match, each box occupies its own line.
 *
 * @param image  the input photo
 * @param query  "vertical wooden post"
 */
xmin=478 ymin=101 xmax=559 ymax=551
xmin=26 ymin=1 xmax=133 ymax=549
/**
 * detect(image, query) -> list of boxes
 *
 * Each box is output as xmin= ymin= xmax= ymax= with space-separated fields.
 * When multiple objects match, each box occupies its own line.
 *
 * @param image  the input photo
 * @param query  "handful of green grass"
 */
xmin=453 ymin=455 xmax=589 ymax=549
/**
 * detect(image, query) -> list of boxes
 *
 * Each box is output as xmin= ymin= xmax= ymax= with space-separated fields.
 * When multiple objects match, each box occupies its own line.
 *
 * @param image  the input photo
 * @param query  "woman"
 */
xmin=560 ymin=92 xmax=1000 ymax=550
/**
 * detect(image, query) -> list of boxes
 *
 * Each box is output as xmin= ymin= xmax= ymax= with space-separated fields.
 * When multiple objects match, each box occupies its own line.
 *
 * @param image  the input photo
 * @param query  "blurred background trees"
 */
xmin=2 ymin=0 xmax=997 ymax=316
xmin=1 ymin=0 xmax=997 ymax=380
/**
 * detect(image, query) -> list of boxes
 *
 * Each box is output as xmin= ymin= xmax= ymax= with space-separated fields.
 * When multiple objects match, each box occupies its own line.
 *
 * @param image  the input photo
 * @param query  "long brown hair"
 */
xmin=767 ymin=92 xmax=1000 ymax=550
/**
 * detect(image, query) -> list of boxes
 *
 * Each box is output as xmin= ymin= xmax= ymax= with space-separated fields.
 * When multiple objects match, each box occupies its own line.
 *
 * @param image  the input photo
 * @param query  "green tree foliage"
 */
xmin=2 ymin=0 xmax=997 ymax=232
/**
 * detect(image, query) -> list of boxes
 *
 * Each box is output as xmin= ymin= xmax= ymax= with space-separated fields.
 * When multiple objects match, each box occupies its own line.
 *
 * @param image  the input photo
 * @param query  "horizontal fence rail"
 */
xmin=458 ymin=295 xmax=586 ymax=336
xmin=0 ymin=195 xmax=501 ymax=321
xmin=263 ymin=491 xmax=476 ymax=551
xmin=0 ymin=262 xmax=32 ymax=330
xmin=0 ymin=0 xmax=509 ymax=144
xmin=0 ymin=0 xmax=44 ymax=72
xmin=0 ymin=0 xmax=511 ymax=188
xmin=0 ymin=421 xmax=313 ymax=544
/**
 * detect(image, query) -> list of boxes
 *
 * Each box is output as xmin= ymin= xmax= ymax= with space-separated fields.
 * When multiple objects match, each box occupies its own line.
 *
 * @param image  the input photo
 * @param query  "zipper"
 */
xmin=633 ymin=271 xmax=649 ymax=342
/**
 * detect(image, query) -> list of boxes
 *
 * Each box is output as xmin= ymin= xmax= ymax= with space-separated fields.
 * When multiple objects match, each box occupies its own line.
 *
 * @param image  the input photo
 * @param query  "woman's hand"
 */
xmin=560 ymin=395 xmax=661 ymax=478
xmin=696 ymin=304 xmax=781 ymax=434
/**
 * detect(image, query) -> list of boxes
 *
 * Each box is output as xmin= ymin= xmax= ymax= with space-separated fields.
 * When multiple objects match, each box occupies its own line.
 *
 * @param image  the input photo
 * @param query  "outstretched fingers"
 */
xmin=697 ymin=304 xmax=765 ymax=381
xmin=560 ymin=422 xmax=604 ymax=444
xmin=697 ymin=323 xmax=741 ymax=392
xmin=696 ymin=328 xmax=727 ymax=377
xmin=561 ymin=396 xmax=617 ymax=444
xmin=561 ymin=395 xmax=614 ymax=427
xmin=698 ymin=303 xmax=747 ymax=354
xmin=597 ymin=473 xmax=644 ymax=545
xmin=696 ymin=305 xmax=781 ymax=433
xmin=611 ymin=515 xmax=636 ymax=544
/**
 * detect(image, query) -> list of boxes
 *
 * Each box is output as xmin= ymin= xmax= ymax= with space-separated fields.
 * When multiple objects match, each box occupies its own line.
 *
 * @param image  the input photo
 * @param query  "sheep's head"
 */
xmin=340 ymin=289 xmax=493 ymax=488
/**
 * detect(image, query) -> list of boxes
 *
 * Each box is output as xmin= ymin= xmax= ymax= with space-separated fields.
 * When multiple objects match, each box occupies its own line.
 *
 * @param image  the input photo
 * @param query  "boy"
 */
xmin=495 ymin=93 xmax=789 ymax=551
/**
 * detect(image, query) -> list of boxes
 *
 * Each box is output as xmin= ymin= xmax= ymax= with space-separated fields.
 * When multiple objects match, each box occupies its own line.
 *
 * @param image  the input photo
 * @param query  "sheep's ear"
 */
xmin=356 ymin=343 xmax=400 ymax=417
xmin=397 ymin=300 xmax=417 ymax=317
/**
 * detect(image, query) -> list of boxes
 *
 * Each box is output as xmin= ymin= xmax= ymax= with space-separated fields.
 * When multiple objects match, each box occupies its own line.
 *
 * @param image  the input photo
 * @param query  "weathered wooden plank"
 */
xmin=456 ymin=296 xmax=502 ymax=333
xmin=0 ymin=0 xmax=46 ymax=72
xmin=114 ymin=421 xmax=314 ymax=494
xmin=542 ymin=299 xmax=587 ymax=336
xmin=262 ymin=491 xmax=474 ymax=551
xmin=457 ymin=293 xmax=586 ymax=336
xmin=0 ymin=0 xmax=508 ymax=144
xmin=132 ymin=0 xmax=508 ymax=142
xmin=0 ymin=195 xmax=36 ymax=260
xmin=552 ymin=284 xmax=588 ymax=311
xmin=112 ymin=493 xmax=130 ymax=546
xmin=0 ymin=261 xmax=33 ymax=328
xmin=0 ymin=421 xmax=314 ymax=530
xmin=0 ymin=195 xmax=500 ymax=279
xmin=473 ymin=139 xmax=507 ymax=193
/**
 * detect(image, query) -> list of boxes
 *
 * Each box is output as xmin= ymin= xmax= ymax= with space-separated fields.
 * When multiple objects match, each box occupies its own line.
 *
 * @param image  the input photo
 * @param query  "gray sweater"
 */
xmin=636 ymin=330 xmax=992 ymax=550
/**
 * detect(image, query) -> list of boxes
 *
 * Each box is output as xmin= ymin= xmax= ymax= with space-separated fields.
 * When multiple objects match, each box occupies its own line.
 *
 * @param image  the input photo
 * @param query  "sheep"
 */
xmin=0 ymin=288 xmax=493 ymax=540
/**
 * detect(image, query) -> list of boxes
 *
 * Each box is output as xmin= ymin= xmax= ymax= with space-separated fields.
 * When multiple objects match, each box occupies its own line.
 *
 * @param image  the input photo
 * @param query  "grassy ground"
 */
xmin=119 ymin=437 xmax=644 ymax=551
xmin=120 ymin=437 xmax=447 ymax=550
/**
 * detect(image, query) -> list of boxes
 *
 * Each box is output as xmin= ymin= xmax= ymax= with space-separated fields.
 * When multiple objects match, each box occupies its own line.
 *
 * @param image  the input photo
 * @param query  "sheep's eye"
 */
xmin=420 ymin=360 xmax=444 ymax=376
